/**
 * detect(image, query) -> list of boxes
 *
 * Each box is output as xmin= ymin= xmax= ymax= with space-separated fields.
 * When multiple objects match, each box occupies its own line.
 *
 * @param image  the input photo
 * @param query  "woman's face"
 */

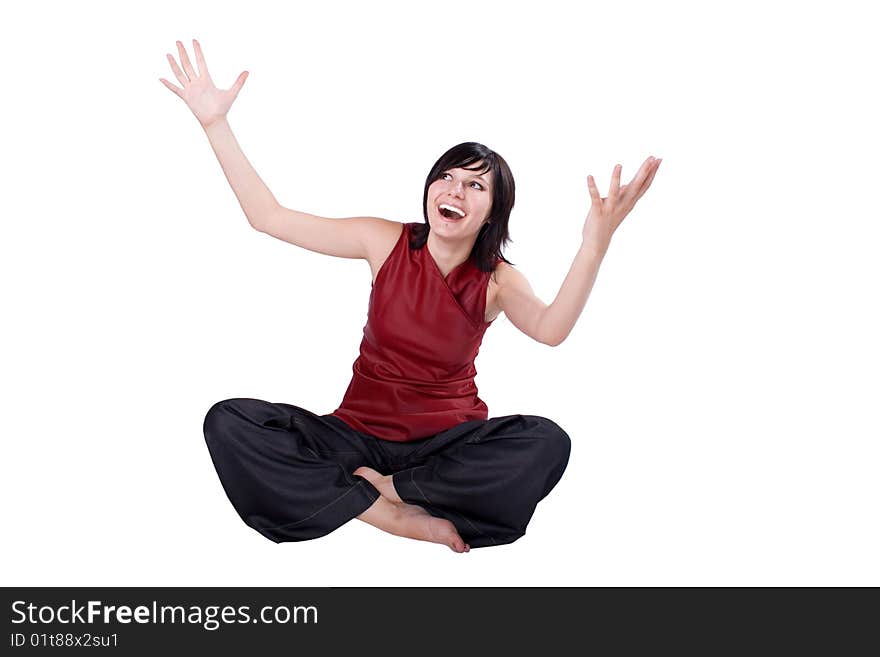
xmin=427 ymin=165 xmax=494 ymax=238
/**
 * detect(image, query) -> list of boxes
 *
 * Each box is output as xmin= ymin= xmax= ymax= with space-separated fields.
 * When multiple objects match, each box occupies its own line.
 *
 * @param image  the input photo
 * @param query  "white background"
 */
xmin=2 ymin=0 xmax=877 ymax=586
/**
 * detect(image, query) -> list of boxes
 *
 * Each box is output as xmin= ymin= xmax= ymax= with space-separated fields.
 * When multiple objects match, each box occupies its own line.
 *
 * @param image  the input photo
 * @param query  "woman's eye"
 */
xmin=439 ymin=173 xmax=483 ymax=190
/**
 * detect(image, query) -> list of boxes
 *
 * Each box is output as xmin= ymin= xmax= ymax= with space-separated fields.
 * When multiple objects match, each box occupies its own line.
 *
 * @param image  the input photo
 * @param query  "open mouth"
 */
xmin=438 ymin=203 xmax=466 ymax=221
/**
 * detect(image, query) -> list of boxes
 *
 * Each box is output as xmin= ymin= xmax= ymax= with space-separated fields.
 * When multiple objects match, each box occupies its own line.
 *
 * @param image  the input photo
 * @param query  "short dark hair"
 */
xmin=410 ymin=142 xmax=515 ymax=272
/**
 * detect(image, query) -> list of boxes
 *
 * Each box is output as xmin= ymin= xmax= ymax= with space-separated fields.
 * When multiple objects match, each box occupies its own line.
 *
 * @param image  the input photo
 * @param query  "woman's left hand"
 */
xmin=583 ymin=156 xmax=661 ymax=248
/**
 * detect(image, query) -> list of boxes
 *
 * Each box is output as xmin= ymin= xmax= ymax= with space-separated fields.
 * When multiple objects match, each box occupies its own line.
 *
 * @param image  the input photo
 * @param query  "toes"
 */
xmin=353 ymin=466 xmax=380 ymax=483
xmin=450 ymin=536 xmax=467 ymax=553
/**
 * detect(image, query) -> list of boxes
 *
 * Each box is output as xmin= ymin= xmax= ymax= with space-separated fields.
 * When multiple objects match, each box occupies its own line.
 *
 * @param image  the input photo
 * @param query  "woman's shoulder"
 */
xmin=488 ymin=257 xmax=513 ymax=285
xmin=365 ymin=218 xmax=405 ymax=244
xmin=363 ymin=219 xmax=406 ymax=276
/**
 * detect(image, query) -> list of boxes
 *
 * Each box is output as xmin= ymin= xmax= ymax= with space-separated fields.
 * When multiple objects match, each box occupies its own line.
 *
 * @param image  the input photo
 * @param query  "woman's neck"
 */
xmin=426 ymin=231 xmax=476 ymax=278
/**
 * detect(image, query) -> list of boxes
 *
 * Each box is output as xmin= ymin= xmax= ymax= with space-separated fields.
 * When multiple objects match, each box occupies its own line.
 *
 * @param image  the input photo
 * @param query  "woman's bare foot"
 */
xmin=354 ymin=466 xmax=403 ymax=504
xmin=356 ymin=488 xmax=470 ymax=553
xmin=397 ymin=502 xmax=470 ymax=553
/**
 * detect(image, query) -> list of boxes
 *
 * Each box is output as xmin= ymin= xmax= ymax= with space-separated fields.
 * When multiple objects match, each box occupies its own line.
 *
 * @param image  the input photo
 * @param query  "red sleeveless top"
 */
xmin=329 ymin=222 xmax=498 ymax=442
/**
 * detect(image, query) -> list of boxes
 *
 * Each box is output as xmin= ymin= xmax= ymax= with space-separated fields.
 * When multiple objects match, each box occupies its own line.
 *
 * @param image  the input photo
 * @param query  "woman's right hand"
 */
xmin=160 ymin=39 xmax=248 ymax=129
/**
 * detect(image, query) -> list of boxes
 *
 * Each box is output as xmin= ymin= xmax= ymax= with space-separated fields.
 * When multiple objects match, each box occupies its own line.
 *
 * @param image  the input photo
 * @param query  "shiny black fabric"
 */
xmin=204 ymin=398 xmax=571 ymax=548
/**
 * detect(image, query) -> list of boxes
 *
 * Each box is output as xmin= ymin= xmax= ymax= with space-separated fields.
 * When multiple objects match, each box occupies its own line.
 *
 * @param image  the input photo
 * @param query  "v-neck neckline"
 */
xmin=401 ymin=223 xmax=486 ymax=329
xmin=421 ymin=241 xmax=485 ymax=331
xmin=425 ymin=243 xmax=471 ymax=283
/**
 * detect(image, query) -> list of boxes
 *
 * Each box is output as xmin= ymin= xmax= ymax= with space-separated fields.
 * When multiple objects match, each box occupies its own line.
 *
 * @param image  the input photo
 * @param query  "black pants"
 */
xmin=203 ymin=398 xmax=571 ymax=548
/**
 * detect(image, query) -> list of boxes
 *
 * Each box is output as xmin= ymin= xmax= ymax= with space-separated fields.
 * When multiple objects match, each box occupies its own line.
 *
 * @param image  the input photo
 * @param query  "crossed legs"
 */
xmin=204 ymin=399 xmax=569 ymax=551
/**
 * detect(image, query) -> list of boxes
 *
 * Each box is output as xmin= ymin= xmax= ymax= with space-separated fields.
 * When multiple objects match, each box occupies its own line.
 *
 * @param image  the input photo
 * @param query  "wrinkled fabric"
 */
xmin=330 ymin=222 xmax=499 ymax=442
xmin=203 ymin=398 xmax=571 ymax=548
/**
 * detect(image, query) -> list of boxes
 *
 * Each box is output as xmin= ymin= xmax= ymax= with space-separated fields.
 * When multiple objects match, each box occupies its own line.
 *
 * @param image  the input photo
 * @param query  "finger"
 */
xmin=625 ymin=156 xmax=654 ymax=201
xmin=192 ymin=38 xmax=211 ymax=80
xmin=229 ymin=70 xmax=249 ymax=98
xmin=176 ymin=40 xmax=196 ymax=81
xmin=609 ymin=163 xmax=622 ymax=198
xmin=587 ymin=174 xmax=601 ymax=205
xmin=634 ymin=158 xmax=661 ymax=200
xmin=166 ymin=53 xmax=188 ymax=86
xmin=159 ymin=77 xmax=183 ymax=98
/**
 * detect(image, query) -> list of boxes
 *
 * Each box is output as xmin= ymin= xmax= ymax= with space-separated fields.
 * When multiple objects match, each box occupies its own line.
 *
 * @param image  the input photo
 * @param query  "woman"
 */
xmin=161 ymin=39 xmax=661 ymax=552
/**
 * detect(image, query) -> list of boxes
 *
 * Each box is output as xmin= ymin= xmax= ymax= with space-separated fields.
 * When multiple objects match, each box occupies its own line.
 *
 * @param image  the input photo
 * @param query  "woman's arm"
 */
xmin=537 ymin=237 xmax=608 ymax=346
xmin=497 ymin=156 xmax=661 ymax=346
xmin=161 ymin=39 xmax=381 ymax=260
xmin=161 ymin=40 xmax=264 ymax=222
xmin=203 ymin=117 xmax=391 ymax=260
xmin=495 ymin=239 xmax=606 ymax=347
xmin=202 ymin=117 xmax=278 ymax=230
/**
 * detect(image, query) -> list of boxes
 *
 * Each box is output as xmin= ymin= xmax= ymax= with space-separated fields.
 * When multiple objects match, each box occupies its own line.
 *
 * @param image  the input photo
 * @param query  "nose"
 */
xmin=449 ymin=180 xmax=465 ymax=197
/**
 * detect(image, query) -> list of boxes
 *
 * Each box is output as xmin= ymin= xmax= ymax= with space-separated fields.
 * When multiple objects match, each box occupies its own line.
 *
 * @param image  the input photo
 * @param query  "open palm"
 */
xmin=159 ymin=39 xmax=248 ymax=128
xmin=583 ymin=156 xmax=661 ymax=245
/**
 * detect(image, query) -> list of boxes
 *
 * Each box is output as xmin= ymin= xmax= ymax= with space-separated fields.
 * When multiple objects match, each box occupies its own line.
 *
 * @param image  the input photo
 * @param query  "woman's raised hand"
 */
xmin=583 ymin=156 xmax=661 ymax=247
xmin=159 ymin=39 xmax=248 ymax=129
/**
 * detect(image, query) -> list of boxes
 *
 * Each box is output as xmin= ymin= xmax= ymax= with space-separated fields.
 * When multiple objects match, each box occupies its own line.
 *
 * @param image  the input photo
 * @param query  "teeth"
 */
xmin=439 ymin=203 xmax=466 ymax=218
